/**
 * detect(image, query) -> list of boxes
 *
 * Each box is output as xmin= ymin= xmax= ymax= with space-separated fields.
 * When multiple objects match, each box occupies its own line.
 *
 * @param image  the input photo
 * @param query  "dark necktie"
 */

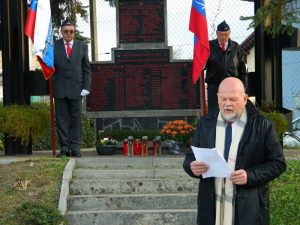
xmin=66 ymin=42 xmax=72 ymax=58
xmin=224 ymin=122 xmax=232 ymax=162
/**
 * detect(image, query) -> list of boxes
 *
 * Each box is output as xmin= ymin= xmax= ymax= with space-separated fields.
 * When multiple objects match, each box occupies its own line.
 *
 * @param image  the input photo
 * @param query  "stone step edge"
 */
xmin=66 ymin=208 xmax=197 ymax=214
xmin=68 ymin=193 xmax=198 ymax=198
xmin=73 ymin=169 xmax=188 ymax=177
xmin=71 ymin=178 xmax=197 ymax=182
xmin=73 ymin=172 xmax=188 ymax=178
xmin=74 ymin=169 xmax=185 ymax=172
xmin=75 ymin=157 xmax=185 ymax=163
xmin=58 ymin=159 xmax=76 ymax=215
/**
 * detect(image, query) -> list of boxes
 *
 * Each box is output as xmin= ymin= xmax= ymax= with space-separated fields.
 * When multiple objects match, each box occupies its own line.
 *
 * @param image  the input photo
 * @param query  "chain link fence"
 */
xmin=23 ymin=0 xmax=257 ymax=72
xmin=283 ymin=50 xmax=300 ymax=119
xmin=0 ymin=0 xmax=268 ymax=102
xmin=22 ymin=0 xmax=256 ymax=103
xmin=0 ymin=0 xmax=298 ymax=121
xmin=50 ymin=0 xmax=255 ymax=62
xmin=8 ymin=0 xmax=295 ymax=109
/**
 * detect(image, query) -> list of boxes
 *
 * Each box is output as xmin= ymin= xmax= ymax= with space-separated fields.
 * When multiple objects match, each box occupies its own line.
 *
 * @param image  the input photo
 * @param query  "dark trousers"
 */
xmin=54 ymin=97 xmax=82 ymax=154
xmin=207 ymin=85 xmax=219 ymax=112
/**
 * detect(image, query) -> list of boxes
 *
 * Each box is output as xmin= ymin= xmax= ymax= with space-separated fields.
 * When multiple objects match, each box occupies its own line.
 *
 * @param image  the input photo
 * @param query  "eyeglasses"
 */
xmin=63 ymin=30 xmax=74 ymax=34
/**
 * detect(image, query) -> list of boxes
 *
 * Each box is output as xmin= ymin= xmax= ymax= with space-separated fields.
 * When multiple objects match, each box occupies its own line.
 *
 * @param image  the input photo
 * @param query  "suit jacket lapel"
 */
xmin=58 ymin=39 xmax=68 ymax=60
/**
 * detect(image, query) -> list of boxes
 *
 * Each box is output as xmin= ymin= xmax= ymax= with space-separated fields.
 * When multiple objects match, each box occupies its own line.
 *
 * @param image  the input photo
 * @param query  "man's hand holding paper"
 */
xmin=190 ymin=161 xmax=209 ymax=177
xmin=191 ymin=146 xmax=232 ymax=178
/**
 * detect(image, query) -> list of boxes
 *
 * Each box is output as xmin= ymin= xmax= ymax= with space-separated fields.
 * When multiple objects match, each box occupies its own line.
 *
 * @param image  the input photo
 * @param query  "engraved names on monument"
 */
xmin=87 ymin=49 xmax=198 ymax=111
xmin=119 ymin=0 xmax=164 ymax=43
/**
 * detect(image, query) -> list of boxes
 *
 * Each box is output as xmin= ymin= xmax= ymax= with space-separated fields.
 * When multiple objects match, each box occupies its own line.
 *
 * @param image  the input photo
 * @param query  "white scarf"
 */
xmin=215 ymin=110 xmax=247 ymax=225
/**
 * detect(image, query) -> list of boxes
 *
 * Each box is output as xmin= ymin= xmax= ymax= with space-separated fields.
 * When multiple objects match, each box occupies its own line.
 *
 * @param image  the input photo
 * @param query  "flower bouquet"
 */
xmin=97 ymin=137 xmax=117 ymax=146
xmin=160 ymin=120 xmax=194 ymax=154
xmin=96 ymin=137 xmax=117 ymax=155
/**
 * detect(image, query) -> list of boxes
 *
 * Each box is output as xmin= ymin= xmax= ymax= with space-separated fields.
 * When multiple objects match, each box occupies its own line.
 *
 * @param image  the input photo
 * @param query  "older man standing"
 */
xmin=53 ymin=18 xmax=91 ymax=158
xmin=183 ymin=77 xmax=286 ymax=225
xmin=205 ymin=21 xmax=247 ymax=111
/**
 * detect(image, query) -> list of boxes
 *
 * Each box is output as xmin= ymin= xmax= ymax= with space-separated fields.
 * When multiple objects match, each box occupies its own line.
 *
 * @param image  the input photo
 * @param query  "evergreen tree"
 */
xmin=241 ymin=0 xmax=300 ymax=37
xmin=50 ymin=0 xmax=89 ymax=43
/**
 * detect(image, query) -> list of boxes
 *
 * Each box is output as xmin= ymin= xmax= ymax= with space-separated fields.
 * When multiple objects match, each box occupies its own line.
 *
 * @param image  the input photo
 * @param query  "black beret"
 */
xmin=217 ymin=20 xmax=230 ymax=32
xmin=61 ymin=18 xmax=74 ymax=27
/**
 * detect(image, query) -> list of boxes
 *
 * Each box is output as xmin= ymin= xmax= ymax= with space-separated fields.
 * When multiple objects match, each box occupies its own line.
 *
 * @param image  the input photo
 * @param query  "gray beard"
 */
xmin=220 ymin=112 xmax=239 ymax=123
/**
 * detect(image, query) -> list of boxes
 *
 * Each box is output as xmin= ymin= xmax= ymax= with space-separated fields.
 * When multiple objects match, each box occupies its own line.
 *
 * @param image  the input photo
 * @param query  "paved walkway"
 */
xmin=0 ymin=148 xmax=299 ymax=164
xmin=0 ymin=148 xmax=98 ymax=164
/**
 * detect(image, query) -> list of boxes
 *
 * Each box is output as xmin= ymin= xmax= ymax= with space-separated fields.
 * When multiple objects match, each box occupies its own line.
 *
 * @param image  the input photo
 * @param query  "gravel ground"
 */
xmin=284 ymin=149 xmax=300 ymax=159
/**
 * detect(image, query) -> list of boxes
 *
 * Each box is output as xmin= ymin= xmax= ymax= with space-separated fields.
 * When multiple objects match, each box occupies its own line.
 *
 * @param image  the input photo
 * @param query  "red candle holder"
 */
xmin=123 ymin=139 xmax=128 ymax=156
xmin=152 ymin=139 xmax=157 ymax=156
xmin=134 ymin=139 xmax=142 ymax=155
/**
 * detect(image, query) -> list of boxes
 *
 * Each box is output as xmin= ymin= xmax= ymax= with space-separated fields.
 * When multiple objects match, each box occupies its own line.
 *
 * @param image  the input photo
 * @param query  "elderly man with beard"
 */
xmin=183 ymin=77 xmax=286 ymax=225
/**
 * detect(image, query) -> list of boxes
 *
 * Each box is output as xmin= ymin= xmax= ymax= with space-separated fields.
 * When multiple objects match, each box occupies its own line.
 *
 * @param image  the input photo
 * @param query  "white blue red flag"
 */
xmin=189 ymin=0 xmax=210 ymax=84
xmin=25 ymin=0 xmax=55 ymax=80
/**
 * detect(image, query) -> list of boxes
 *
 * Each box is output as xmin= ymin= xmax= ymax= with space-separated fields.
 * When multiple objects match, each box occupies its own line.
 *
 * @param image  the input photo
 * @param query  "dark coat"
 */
xmin=52 ymin=39 xmax=91 ymax=99
xmin=183 ymin=101 xmax=286 ymax=225
xmin=205 ymin=39 xmax=247 ymax=88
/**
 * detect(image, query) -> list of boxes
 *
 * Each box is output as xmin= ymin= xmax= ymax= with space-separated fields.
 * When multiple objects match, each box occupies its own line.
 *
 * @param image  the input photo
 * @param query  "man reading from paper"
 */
xmin=183 ymin=77 xmax=286 ymax=225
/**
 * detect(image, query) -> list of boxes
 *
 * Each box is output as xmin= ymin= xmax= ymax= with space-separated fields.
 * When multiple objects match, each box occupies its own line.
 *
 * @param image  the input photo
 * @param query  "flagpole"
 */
xmin=189 ymin=0 xmax=210 ymax=109
xmin=200 ymin=70 xmax=207 ymax=116
xmin=49 ymin=78 xmax=56 ymax=157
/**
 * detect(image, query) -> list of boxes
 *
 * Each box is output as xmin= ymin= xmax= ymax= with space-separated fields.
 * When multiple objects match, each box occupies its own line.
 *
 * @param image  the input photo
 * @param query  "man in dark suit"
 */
xmin=53 ymin=18 xmax=91 ymax=157
xmin=205 ymin=21 xmax=247 ymax=111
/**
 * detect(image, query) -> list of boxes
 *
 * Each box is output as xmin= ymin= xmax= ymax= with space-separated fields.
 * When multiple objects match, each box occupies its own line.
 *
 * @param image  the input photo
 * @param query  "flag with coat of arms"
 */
xmin=25 ymin=0 xmax=55 ymax=80
xmin=189 ymin=0 xmax=210 ymax=84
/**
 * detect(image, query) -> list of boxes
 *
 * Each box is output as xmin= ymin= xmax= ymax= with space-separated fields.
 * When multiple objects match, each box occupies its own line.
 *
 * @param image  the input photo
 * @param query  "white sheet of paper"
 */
xmin=191 ymin=146 xmax=232 ymax=178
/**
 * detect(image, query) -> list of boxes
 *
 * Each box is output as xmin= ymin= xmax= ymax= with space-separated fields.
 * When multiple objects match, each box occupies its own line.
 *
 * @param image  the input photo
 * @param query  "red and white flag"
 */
xmin=189 ymin=0 xmax=210 ymax=84
xmin=25 ymin=0 xmax=55 ymax=80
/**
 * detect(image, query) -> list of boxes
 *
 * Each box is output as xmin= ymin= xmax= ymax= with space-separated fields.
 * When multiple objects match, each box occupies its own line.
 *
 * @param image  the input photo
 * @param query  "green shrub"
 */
xmin=81 ymin=113 xmax=95 ymax=148
xmin=32 ymin=112 xmax=95 ymax=150
xmin=0 ymin=103 xmax=95 ymax=151
xmin=258 ymin=101 xmax=288 ymax=139
xmin=0 ymin=103 xmax=50 ymax=145
xmin=259 ymin=110 xmax=288 ymax=138
xmin=32 ymin=127 xmax=57 ymax=151
xmin=0 ymin=133 xmax=4 ymax=151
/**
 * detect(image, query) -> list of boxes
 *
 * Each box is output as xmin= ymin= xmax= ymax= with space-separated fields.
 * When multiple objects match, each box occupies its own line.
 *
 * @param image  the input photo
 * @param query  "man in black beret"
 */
xmin=53 ymin=18 xmax=91 ymax=157
xmin=205 ymin=20 xmax=247 ymax=111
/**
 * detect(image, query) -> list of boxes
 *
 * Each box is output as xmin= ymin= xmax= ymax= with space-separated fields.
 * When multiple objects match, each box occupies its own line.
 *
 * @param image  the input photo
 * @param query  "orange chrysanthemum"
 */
xmin=159 ymin=120 xmax=195 ymax=145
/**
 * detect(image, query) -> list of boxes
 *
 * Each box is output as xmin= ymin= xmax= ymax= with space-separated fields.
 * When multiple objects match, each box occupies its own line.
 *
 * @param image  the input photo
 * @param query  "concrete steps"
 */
xmin=64 ymin=156 xmax=198 ymax=225
xmin=72 ymin=168 xmax=188 ymax=179
xmin=66 ymin=209 xmax=197 ymax=225
xmin=68 ymin=193 xmax=197 ymax=211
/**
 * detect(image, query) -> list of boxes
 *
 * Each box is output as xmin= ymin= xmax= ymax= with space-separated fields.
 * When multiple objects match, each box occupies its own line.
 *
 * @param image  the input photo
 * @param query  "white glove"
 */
xmin=80 ymin=89 xmax=90 ymax=96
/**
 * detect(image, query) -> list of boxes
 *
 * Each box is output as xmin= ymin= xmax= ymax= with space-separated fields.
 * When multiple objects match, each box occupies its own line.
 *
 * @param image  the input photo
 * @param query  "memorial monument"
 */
xmin=86 ymin=0 xmax=199 ymax=131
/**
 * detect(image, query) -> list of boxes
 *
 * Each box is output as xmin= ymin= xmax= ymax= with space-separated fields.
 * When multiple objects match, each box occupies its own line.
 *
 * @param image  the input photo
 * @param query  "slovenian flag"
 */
xmin=189 ymin=0 xmax=210 ymax=84
xmin=25 ymin=0 xmax=55 ymax=80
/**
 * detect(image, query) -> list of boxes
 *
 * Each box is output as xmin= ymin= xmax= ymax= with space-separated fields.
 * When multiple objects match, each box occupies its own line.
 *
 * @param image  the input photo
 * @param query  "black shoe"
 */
xmin=56 ymin=151 xmax=70 ymax=158
xmin=71 ymin=152 xmax=81 ymax=157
